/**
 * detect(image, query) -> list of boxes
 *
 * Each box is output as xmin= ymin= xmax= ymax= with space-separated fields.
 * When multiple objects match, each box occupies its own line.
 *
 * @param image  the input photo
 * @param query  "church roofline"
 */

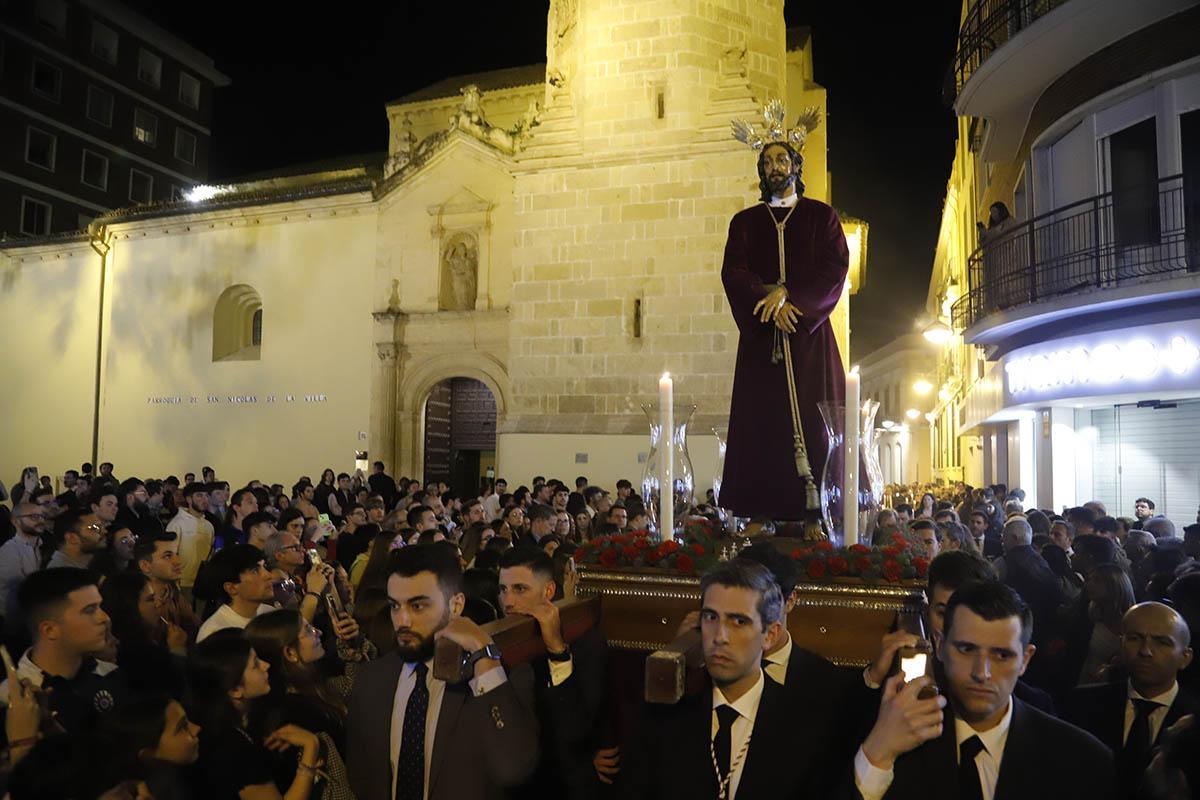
xmin=387 ymin=63 xmax=546 ymax=106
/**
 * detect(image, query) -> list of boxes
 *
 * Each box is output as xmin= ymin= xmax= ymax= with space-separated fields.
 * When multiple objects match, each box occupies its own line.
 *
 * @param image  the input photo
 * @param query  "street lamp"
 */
xmin=923 ymin=321 xmax=952 ymax=345
xmin=912 ymin=379 xmax=933 ymax=395
xmin=905 ymin=408 xmax=920 ymax=420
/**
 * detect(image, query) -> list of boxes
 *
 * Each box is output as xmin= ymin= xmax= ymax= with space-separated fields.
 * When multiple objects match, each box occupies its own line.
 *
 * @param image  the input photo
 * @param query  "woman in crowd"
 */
xmin=101 ymin=571 xmax=188 ymax=697
xmin=917 ymin=492 xmax=936 ymax=520
xmin=99 ymin=694 xmax=202 ymax=799
xmin=938 ymin=521 xmax=977 ymax=554
xmin=278 ymin=507 xmax=306 ymax=540
xmin=498 ymin=504 xmax=526 ymax=541
xmin=187 ymin=628 xmax=322 ymax=800
xmin=244 ymin=609 xmax=359 ymax=755
xmin=458 ymin=521 xmax=494 ymax=569
xmin=350 ymin=526 xmax=401 ymax=590
xmin=89 ymin=523 xmax=138 ymax=581
xmin=462 ymin=567 xmax=501 ymax=624
xmin=554 ymin=511 xmax=574 ymax=543
xmin=1078 ymin=562 xmax=1136 ymax=684
xmin=313 ymin=469 xmax=337 ymax=515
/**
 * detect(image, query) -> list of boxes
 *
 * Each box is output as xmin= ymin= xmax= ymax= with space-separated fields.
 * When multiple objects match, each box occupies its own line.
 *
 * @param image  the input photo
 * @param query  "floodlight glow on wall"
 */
xmin=912 ymin=379 xmax=933 ymax=395
xmin=905 ymin=408 xmax=920 ymax=420
xmin=923 ymin=321 xmax=952 ymax=345
xmin=1005 ymin=336 xmax=1200 ymax=394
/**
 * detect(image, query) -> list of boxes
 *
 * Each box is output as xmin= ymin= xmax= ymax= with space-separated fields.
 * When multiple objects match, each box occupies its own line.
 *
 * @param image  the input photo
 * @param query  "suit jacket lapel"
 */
xmin=428 ymin=682 xmax=466 ymax=796
xmin=993 ymin=698 xmax=1035 ymax=800
xmin=1158 ymin=688 xmax=1198 ymax=744
xmin=374 ymin=656 xmax=406 ymax=794
xmin=735 ymin=678 xmax=782 ymax=798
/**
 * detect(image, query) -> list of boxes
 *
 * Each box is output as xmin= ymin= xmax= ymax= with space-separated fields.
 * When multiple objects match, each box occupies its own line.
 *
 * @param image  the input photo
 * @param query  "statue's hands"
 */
xmin=754 ymin=286 xmax=789 ymax=324
xmin=774 ymin=301 xmax=801 ymax=334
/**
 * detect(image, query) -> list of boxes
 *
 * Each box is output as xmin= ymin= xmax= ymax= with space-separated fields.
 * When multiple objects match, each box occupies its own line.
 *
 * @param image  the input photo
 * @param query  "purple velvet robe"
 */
xmin=719 ymin=198 xmax=849 ymax=520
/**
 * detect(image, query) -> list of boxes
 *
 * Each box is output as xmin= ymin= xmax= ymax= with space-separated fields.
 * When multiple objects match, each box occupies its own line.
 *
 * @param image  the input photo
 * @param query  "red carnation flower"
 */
xmin=675 ymin=554 xmax=695 ymax=574
xmin=882 ymin=546 xmax=901 ymax=557
xmin=828 ymin=556 xmax=849 ymax=576
xmin=791 ymin=549 xmax=803 ymax=560
xmin=891 ymin=532 xmax=907 ymax=545
xmin=646 ymin=549 xmax=662 ymax=564
xmin=882 ymin=558 xmax=902 ymax=582
xmin=622 ymin=546 xmax=638 ymax=560
xmin=599 ymin=549 xmax=618 ymax=568
xmin=854 ymin=556 xmax=872 ymax=572
xmin=815 ymin=540 xmax=834 ymax=551
xmin=634 ymin=537 xmax=651 ymax=549
xmin=849 ymin=544 xmax=870 ymax=555
xmin=807 ymin=559 xmax=827 ymax=579
xmin=690 ymin=543 xmax=705 ymax=556
xmin=912 ymin=556 xmax=930 ymax=578
xmin=663 ymin=540 xmax=680 ymax=553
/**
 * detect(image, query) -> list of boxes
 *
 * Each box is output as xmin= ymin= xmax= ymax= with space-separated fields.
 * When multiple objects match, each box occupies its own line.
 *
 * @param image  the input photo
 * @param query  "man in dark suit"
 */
xmin=368 ymin=460 xmax=397 ymax=509
xmin=926 ymin=550 xmax=1055 ymax=714
xmin=851 ymin=580 xmax=1114 ymax=800
xmin=1066 ymin=601 xmax=1196 ymax=796
xmin=514 ymin=504 xmax=557 ymax=550
xmin=625 ymin=559 xmax=815 ymax=799
xmin=994 ymin=517 xmax=1062 ymax=687
xmin=499 ymin=547 xmax=608 ymax=799
xmin=346 ymin=544 xmax=539 ymax=800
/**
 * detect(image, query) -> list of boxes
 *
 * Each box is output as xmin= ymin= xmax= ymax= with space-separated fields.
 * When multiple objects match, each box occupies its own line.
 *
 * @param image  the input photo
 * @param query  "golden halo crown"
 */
xmin=731 ymin=99 xmax=822 ymax=153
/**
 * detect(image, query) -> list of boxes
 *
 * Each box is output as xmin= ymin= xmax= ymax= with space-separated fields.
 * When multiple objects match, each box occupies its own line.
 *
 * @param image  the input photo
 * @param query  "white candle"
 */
xmin=844 ymin=366 xmax=861 ymax=546
xmin=659 ymin=372 xmax=674 ymax=539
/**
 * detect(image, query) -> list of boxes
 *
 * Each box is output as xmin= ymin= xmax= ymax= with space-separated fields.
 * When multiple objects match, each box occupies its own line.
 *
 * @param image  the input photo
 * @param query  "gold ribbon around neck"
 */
xmin=765 ymin=203 xmax=819 ymax=511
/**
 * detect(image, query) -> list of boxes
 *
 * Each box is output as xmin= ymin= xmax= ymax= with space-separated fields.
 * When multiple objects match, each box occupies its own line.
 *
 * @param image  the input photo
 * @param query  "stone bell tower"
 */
xmin=498 ymin=0 xmax=809 ymax=479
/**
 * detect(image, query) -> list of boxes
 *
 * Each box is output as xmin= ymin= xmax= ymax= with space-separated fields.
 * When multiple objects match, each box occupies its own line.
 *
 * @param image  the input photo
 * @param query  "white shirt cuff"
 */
xmin=863 ymin=666 xmax=881 ymax=690
xmin=854 ymin=746 xmax=894 ymax=800
xmin=548 ymin=656 xmax=574 ymax=687
xmin=468 ymin=664 xmax=508 ymax=697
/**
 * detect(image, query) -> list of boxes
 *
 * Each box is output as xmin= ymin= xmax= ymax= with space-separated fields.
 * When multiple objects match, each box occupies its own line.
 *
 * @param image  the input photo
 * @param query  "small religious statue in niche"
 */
xmin=441 ymin=234 xmax=478 ymax=311
xmin=384 ymin=114 xmax=418 ymax=179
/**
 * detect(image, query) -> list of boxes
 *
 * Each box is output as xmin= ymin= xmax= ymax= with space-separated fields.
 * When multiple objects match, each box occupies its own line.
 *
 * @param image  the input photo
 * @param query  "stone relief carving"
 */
xmin=448 ymin=85 xmax=542 ymax=155
xmin=384 ymin=114 xmax=418 ymax=179
xmin=440 ymin=233 xmax=478 ymax=311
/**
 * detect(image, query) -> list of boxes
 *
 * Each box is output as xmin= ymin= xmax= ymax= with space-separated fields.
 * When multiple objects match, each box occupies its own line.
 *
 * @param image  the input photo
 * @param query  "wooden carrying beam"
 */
xmin=644 ymin=629 xmax=704 ymax=705
xmin=433 ymin=595 xmax=602 ymax=683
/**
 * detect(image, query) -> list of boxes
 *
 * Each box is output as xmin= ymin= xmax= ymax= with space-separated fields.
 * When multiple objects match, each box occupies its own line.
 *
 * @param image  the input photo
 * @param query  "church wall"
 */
xmin=94 ymin=196 xmax=378 ymax=487
xmin=0 ymin=241 xmax=102 ymax=483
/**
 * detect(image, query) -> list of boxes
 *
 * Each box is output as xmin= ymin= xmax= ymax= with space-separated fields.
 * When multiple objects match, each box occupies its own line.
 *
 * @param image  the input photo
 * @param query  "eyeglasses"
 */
xmin=117 ymin=536 xmax=137 ymax=547
xmin=279 ymin=544 xmax=303 ymax=552
xmin=83 ymin=523 xmax=105 ymax=534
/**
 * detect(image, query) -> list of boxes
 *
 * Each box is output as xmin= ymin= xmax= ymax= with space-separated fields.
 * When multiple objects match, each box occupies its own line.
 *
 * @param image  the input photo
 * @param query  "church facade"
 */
xmin=0 ymin=0 xmax=863 ymax=491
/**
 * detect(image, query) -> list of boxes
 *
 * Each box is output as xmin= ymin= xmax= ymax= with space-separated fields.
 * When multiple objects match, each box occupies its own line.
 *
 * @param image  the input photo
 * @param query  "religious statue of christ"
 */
xmin=719 ymin=102 xmax=849 ymax=522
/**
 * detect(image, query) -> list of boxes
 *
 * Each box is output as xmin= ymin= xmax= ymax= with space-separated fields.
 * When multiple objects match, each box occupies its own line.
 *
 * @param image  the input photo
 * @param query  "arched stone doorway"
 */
xmin=422 ymin=377 xmax=497 ymax=494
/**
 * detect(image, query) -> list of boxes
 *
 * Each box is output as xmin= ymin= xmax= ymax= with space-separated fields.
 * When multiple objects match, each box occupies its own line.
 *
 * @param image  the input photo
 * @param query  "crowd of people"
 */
xmin=0 ymin=463 xmax=1197 ymax=798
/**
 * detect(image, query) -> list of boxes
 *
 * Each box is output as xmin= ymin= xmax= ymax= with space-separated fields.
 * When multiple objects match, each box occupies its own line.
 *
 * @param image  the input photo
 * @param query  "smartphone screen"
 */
xmin=307 ymin=548 xmax=322 ymax=567
xmin=900 ymin=653 xmax=927 ymax=684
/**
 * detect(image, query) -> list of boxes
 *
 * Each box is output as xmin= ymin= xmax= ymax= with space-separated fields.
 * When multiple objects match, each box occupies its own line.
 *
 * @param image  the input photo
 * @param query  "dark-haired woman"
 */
xmin=100 ymin=571 xmax=187 ymax=697
xmin=99 ymin=694 xmax=201 ymax=799
xmin=187 ymin=628 xmax=321 ymax=800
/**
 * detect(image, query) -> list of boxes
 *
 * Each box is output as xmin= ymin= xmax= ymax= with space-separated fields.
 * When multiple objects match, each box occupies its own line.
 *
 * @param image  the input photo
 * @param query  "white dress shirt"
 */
xmin=1124 ymin=680 xmax=1179 ymax=746
xmin=711 ymin=669 xmax=765 ymax=800
xmin=762 ymin=633 xmax=791 ymax=685
xmin=768 ymin=193 xmax=799 ymax=208
xmin=854 ymin=699 xmax=1014 ymax=800
xmin=389 ymin=659 xmax=508 ymax=800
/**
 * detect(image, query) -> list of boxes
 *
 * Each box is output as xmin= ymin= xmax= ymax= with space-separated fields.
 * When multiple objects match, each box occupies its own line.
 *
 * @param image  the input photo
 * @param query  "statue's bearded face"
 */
xmin=760 ymin=144 xmax=797 ymax=194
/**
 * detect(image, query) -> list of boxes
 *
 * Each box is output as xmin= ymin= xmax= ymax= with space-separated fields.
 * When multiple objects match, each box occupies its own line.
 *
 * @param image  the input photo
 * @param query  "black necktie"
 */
xmin=396 ymin=662 xmax=429 ymax=800
xmin=958 ymin=735 xmax=985 ymax=800
xmin=713 ymin=704 xmax=740 ymax=783
xmin=1123 ymin=698 xmax=1159 ymax=776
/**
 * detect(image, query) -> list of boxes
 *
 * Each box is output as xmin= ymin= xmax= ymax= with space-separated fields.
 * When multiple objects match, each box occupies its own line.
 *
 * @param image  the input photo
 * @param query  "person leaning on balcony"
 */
xmin=978 ymin=201 xmax=1020 ymax=310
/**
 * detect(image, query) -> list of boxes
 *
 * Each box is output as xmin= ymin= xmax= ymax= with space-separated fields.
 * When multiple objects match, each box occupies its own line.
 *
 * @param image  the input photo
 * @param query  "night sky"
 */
xmin=132 ymin=1 xmax=963 ymax=357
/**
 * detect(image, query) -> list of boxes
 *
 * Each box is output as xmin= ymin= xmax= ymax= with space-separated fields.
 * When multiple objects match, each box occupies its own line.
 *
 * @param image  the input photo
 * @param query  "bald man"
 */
xmin=1066 ymin=602 xmax=1198 ymax=795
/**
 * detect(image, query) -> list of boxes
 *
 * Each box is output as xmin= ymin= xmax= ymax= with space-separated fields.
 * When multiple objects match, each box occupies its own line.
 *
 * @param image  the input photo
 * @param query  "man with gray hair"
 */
xmin=1004 ymin=498 xmax=1025 ymax=519
xmin=993 ymin=516 xmax=1062 ymax=687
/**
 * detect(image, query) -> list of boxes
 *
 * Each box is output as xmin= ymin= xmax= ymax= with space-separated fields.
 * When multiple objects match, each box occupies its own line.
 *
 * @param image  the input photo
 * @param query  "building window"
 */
xmin=86 ymin=85 xmax=114 ymax=126
xmin=1108 ymin=118 xmax=1160 ymax=248
xmin=133 ymin=108 xmax=157 ymax=146
xmin=19 ymin=196 xmax=52 ymax=235
xmin=179 ymin=72 xmax=200 ymax=109
xmin=129 ymin=168 xmax=153 ymax=204
xmin=90 ymin=21 xmax=118 ymax=64
xmin=174 ymin=128 xmax=196 ymax=164
xmin=170 ymin=184 xmax=185 ymax=201
xmin=33 ymin=0 xmax=67 ymax=35
xmin=137 ymin=48 xmax=161 ymax=88
xmin=80 ymin=149 xmax=108 ymax=190
xmin=30 ymin=58 xmax=62 ymax=101
xmin=213 ymin=285 xmax=263 ymax=361
xmin=25 ymin=127 xmax=56 ymax=171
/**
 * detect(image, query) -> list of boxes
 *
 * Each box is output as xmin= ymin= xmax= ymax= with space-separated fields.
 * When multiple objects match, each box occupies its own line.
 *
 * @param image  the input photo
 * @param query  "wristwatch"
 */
xmin=465 ymin=642 xmax=502 ymax=671
xmin=546 ymin=643 xmax=572 ymax=662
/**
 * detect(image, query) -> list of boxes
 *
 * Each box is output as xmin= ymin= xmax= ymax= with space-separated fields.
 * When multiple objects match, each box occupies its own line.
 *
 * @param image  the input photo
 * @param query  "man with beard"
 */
xmin=46 ymin=509 xmax=107 ymax=569
xmin=115 ymin=477 xmax=163 ymax=538
xmin=624 ymin=559 xmax=806 ymax=799
xmin=346 ymin=544 xmax=538 ymax=800
xmin=720 ymin=106 xmax=850 ymax=523
xmin=166 ymin=482 xmax=215 ymax=600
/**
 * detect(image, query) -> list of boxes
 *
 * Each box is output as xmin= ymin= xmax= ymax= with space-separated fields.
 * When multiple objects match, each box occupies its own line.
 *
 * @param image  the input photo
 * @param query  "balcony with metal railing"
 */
xmin=952 ymin=175 xmax=1200 ymax=342
xmin=947 ymin=0 xmax=1194 ymax=162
